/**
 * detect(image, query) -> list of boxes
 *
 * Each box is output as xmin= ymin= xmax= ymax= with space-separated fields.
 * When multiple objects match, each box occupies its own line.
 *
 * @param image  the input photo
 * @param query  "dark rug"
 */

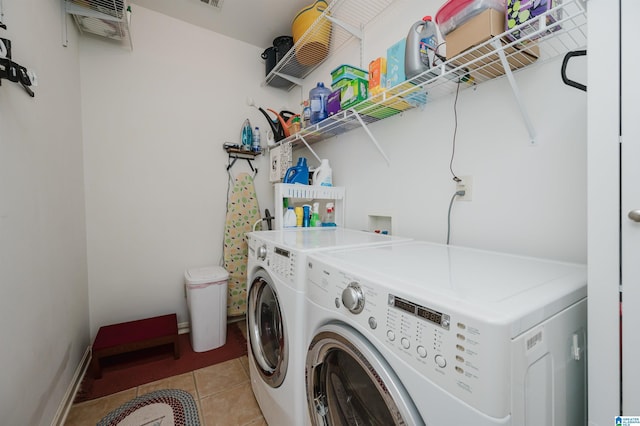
xmin=75 ymin=321 xmax=247 ymax=402
xmin=97 ymin=389 xmax=200 ymax=426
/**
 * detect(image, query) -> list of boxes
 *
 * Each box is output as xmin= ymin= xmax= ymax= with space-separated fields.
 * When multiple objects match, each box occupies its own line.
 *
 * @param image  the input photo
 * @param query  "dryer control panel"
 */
xmin=306 ymin=258 xmax=512 ymax=419
xmin=249 ymin=237 xmax=308 ymax=291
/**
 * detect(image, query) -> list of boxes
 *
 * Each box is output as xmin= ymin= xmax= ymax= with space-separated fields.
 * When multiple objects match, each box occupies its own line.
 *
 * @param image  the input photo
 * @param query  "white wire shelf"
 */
xmin=275 ymin=0 xmax=587 ymax=150
xmin=263 ymin=0 xmax=395 ymax=90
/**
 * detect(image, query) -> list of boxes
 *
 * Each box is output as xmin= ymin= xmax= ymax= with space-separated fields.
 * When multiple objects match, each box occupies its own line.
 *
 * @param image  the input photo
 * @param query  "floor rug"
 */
xmin=97 ymin=389 xmax=200 ymax=426
xmin=75 ymin=321 xmax=247 ymax=402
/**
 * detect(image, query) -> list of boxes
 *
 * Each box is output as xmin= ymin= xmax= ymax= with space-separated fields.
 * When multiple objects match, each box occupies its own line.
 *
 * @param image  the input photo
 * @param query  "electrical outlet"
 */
xmin=456 ymin=175 xmax=473 ymax=201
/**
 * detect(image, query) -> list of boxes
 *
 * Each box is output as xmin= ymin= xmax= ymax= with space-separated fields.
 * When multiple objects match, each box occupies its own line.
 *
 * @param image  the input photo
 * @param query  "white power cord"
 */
xmin=446 ymin=190 xmax=465 ymax=245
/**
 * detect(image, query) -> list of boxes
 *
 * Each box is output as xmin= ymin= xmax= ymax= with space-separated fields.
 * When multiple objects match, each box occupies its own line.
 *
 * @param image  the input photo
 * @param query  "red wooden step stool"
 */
xmin=90 ymin=313 xmax=180 ymax=379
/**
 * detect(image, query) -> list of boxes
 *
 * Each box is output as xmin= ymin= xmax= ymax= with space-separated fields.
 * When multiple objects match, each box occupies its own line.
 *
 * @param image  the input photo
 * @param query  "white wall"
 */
xmin=293 ymin=0 xmax=587 ymax=263
xmin=80 ymin=6 xmax=294 ymax=335
xmin=0 ymin=1 xmax=89 ymax=425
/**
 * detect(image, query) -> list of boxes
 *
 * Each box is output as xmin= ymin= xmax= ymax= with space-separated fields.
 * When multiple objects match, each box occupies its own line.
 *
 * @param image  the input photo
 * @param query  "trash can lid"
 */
xmin=184 ymin=266 xmax=229 ymax=285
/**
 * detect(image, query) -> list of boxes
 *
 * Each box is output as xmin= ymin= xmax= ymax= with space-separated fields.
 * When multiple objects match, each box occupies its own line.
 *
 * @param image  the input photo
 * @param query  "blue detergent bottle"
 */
xmin=283 ymin=157 xmax=309 ymax=185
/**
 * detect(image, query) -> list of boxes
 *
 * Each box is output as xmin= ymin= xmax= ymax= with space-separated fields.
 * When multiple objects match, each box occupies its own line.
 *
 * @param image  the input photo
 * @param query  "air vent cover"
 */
xmin=65 ymin=0 xmax=132 ymax=48
xmin=200 ymin=0 xmax=224 ymax=9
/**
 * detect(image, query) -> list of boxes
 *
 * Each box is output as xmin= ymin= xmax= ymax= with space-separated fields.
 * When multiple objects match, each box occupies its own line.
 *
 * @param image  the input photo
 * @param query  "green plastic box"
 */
xmin=340 ymin=78 xmax=369 ymax=109
xmin=331 ymin=64 xmax=369 ymax=86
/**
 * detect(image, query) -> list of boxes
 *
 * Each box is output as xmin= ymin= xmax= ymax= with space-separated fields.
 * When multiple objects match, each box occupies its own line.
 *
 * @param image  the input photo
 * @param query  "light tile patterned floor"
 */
xmin=64 ymin=321 xmax=266 ymax=425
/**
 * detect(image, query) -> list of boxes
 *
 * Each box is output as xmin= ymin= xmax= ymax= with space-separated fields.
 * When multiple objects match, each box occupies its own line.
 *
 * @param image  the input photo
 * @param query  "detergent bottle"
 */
xmin=283 ymin=207 xmax=297 ymax=228
xmin=312 ymin=159 xmax=333 ymax=186
xmin=405 ymin=16 xmax=439 ymax=80
xmin=283 ymin=157 xmax=309 ymax=184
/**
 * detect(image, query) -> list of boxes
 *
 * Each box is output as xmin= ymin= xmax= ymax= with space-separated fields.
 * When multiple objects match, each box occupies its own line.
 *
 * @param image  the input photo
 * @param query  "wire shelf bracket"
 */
xmin=491 ymin=38 xmax=537 ymax=145
xmin=272 ymin=71 xmax=304 ymax=87
xmin=326 ymin=16 xmax=363 ymax=39
xmin=350 ymin=108 xmax=390 ymax=165
xmin=298 ymin=134 xmax=322 ymax=163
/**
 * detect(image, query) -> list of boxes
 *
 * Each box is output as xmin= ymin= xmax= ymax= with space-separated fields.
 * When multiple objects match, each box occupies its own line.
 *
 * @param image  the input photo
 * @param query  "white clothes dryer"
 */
xmin=304 ymin=241 xmax=587 ymax=426
xmin=246 ymin=228 xmax=411 ymax=426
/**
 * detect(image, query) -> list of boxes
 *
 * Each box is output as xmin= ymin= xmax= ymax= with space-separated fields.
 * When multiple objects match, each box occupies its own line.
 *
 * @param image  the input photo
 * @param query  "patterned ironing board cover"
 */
xmin=223 ymin=172 xmax=261 ymax=317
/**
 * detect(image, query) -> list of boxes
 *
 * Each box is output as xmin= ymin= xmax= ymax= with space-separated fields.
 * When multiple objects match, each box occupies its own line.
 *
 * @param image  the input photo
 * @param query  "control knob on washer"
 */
xmin=342 ymin=282 xmax=365 ymax=314
xmin=257 ymin=245 xmax=267 ymax=260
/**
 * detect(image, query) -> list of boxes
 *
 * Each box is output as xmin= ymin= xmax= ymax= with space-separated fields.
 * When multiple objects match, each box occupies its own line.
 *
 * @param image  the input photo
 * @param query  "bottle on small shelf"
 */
xmin=283 ymin=207 xmax=297 ymax=228
xmin=322 ymin=202 xmax=336 ymax=227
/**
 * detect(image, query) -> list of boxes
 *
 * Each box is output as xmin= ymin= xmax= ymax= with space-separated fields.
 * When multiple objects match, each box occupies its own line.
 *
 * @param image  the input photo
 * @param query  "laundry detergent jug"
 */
xmin=312 ymin=159 xmax=332 ymax=186
xmin=405 ymin=16 xmax=438 ymax=80
xmin=283 ymin=157 xmax=309 ymax=184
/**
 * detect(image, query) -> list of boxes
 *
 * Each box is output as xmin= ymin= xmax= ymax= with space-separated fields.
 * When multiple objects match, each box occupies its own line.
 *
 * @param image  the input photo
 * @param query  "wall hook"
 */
xmin=0 ymin=37 xmax=35 ymax=97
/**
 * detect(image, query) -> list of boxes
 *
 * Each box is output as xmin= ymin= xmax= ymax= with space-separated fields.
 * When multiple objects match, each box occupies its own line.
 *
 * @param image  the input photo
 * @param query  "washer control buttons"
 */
xmin=435 ymin=355 xmax=447 ymax=368
xmin=417 ymin=345 xmax=428 ymax=358
xmin=368 ymin=317 xmax=377 ymax=329
xmin=387 ymin=330 xmax=396 ymax=341
xmin=401 ymin=337 xmax=410 ymax=349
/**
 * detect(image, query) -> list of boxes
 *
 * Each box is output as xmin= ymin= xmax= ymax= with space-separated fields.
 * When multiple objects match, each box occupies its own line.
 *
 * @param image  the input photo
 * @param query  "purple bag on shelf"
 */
xmin=506 ymin=0 xmax=561 ymax=40
xmin=327 ymin=89 xmax=342 ymax=116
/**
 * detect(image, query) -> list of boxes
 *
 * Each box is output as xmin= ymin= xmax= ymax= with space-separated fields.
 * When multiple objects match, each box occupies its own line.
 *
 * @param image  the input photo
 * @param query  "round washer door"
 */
xmin=247 ymin=269 xmax=288 ymax=388
xmin=306 ymin=323 xmax=423 ymax=426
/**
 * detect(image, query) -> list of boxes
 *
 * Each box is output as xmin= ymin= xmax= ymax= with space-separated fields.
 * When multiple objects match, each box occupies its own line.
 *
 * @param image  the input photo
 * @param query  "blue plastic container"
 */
xmin=309 ymin=82 xmax=332 ymax=125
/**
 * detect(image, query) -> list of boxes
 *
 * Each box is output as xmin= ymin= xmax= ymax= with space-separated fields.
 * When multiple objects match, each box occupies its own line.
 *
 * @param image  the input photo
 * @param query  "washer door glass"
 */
xmin=307 ymin=324 xmax=423 ymax=426
xmin=248 ymin=269 xmax=288 ymax=388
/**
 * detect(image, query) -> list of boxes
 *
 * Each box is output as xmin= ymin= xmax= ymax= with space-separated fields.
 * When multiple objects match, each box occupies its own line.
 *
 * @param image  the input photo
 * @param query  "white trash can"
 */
xmin=184 ymin=266 xmax=229 ymax=352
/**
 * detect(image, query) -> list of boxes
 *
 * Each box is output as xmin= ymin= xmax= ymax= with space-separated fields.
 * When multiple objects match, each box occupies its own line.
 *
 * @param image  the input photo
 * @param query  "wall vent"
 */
xmin=200 ymin=0 xmax=224 ymax=9
xmin=64 ymin=0 xmax=132 ymax=49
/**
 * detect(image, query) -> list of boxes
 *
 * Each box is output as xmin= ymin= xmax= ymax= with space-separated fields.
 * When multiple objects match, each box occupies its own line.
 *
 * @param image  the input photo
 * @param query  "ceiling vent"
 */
xmin=200 ymin=0 xmax=224 ymax=9
xmin=64 ymin=0 xmax=132 ymax=48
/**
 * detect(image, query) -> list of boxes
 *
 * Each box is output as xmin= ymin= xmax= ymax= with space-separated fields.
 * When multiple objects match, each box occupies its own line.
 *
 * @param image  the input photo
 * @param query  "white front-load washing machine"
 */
xmin=245 ymin=228 xmax=411 ymax=426
xmin=304 ymin=241 xmax=587 ymax=426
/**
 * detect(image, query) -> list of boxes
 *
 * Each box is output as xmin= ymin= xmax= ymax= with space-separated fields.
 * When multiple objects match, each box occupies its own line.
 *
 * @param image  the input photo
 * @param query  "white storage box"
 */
xmin=184 ymin=266 xmax=229 ymax=352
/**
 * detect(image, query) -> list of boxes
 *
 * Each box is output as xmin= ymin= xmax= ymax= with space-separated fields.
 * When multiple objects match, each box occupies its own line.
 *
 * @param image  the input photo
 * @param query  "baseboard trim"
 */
xmin=51 ymin=345 xmax=91 ymax=426
xmin=178 ymin=321 xmax=190 ymax=335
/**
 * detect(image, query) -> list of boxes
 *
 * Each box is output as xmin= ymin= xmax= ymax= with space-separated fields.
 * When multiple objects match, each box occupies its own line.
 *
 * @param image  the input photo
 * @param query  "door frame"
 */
xmin=587 ymin=0 xmax=622 ymax=424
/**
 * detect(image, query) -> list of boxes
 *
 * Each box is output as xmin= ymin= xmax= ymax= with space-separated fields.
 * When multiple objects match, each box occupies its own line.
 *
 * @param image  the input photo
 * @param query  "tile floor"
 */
xmin=64 ymin=321 xmax=266 ymax=426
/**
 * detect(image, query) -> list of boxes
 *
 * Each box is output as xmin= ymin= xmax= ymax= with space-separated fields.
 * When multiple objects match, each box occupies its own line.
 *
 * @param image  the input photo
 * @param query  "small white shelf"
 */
xmin=273 ymin=0 xmax=587 ymax=151
xmin=274 ymin=183 xmax=345 ymax=229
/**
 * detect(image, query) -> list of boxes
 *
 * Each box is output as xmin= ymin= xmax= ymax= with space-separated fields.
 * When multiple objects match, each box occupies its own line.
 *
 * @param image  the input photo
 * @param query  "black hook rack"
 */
xmin=225 ymin=147 xmax=261 ymax=174
xmin=0 ymin=36 xmax=35 ymax=97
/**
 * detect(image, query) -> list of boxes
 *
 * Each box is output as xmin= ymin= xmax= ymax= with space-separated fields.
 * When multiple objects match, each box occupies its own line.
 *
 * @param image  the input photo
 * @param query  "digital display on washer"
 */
xmin=393 ymin=298 xmax=416 ymax=314
xmin=274 ymin=247 xmax=290 ymax=258
xmin=391 ymin=295 xmax=449 ymax=329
